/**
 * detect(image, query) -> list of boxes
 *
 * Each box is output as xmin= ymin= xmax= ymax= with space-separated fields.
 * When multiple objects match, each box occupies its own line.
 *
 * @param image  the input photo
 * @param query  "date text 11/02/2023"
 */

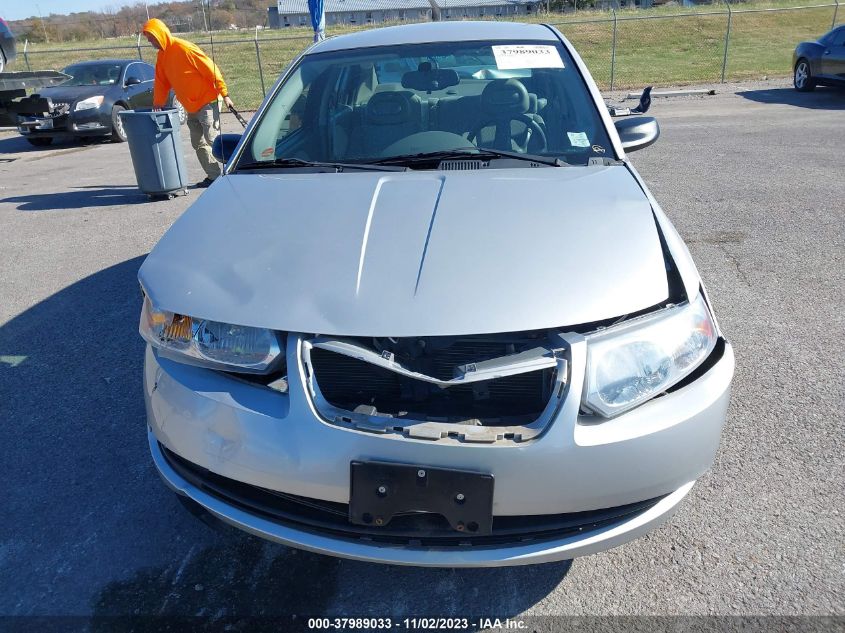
xmin=306 ymin=617 xmax=527 ymax=630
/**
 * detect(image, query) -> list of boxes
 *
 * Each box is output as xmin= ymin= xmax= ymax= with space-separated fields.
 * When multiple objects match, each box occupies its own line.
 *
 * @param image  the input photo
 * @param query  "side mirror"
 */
xmin=212 ymin=133 xmax=242 ymax=163
xmin=125 ymin=77 xmax=142 ymax=86
xmin=615 ymin=116 xmax=660 ymax=152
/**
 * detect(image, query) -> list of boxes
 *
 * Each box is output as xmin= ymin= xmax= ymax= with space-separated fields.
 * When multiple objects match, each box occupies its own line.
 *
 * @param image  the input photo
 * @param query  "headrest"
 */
xmin=481 ymin=79 xmax=529 ymax=116
xmin=366 ymin=91 xmax=418 ymax=125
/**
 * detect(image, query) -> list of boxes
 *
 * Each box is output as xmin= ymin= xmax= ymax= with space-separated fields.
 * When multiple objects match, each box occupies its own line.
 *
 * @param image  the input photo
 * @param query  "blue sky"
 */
xmin=2 ymin=1 xmax=143 ymax=21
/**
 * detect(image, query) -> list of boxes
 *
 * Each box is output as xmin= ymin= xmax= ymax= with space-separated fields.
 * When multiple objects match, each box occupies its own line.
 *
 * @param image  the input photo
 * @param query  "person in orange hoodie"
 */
xmin=142 ymin=18 xmax=234 ymax=187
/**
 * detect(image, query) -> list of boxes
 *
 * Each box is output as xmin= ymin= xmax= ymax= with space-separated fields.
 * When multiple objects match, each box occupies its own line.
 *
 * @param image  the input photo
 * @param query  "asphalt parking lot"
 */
xmin=1 ymin=80 xmax=843 ymax=624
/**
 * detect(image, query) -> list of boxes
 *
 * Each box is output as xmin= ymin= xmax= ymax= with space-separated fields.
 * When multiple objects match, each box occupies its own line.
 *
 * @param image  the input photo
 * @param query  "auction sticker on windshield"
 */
xmin=567 ymin=132 xmax=591 ymax=147
xmin=492 ymin=45 xmax=564 ymax=70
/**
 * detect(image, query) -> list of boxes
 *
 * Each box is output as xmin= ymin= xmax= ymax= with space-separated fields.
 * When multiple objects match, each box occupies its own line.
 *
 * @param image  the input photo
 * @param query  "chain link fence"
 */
xmin=18 ymin=2 xmax=843 ymax=109
xmin=550 ymin=0 xmax=841 ymax=89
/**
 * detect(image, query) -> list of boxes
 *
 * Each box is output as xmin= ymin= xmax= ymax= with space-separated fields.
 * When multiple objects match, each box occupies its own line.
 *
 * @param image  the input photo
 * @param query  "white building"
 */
xmin=274 ymin=0 xmax=542 ymax=28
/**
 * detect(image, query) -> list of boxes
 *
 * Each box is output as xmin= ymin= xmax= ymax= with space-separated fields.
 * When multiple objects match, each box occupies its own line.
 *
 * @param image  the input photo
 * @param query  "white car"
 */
xmin=139 ymin=21 xmax=735 ymax=567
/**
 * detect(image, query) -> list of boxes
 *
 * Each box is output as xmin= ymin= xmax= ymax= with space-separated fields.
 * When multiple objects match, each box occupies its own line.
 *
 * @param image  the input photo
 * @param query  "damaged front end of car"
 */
xmin=301 ymin=330 xmax=571 ymax=443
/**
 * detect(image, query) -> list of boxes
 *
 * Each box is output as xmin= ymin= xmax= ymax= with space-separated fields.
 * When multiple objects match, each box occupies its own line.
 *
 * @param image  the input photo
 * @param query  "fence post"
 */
xmin=23 ymin=39 xmax=32 ymax=71
xmin=721 ymin=0 xmax=732 ymax=83
xmin=833 ymin=0 xmax=839 ymax=28
xmin=610 ymin=8 xmax=618 ymax=91
xmin=136 ymin=32 xmax=143 ymax=60
xmin=255 ymin=26 xmax=266 ymax=98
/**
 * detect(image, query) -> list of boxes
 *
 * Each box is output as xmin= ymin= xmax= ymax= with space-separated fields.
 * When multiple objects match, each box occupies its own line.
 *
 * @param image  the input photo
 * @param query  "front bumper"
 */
xmin=145 ymin=336 xmax=734 ymax=566
xmin=17 ymin=109 xmax=111 ymax=137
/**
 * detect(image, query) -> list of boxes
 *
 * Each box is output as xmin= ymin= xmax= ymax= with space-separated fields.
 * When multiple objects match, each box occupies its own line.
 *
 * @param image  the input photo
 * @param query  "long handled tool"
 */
xmin=228 ymin=104 xmax=248 ymax=128
xmin=607 ymin=86 xmax=653 ymax=117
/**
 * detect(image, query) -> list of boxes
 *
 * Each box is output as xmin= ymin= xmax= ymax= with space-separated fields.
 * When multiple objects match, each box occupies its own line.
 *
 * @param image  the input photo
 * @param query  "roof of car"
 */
xmin=308 ymin=21 xmax=559 ymax=55
xmin=65 ymin=59 xmax=142 ymax=66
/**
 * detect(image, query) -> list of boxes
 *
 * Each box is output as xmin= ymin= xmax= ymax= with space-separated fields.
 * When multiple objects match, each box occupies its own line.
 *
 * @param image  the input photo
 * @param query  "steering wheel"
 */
xmin=467 ymin=114 xmax=547 ymax=153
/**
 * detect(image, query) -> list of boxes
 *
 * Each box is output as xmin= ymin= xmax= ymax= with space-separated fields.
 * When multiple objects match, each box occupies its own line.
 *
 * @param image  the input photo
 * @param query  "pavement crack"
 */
xmin=717 ymin=243 xmax=751 ymax=287
xmin=157 ymin=544 xmax=198 ymax=615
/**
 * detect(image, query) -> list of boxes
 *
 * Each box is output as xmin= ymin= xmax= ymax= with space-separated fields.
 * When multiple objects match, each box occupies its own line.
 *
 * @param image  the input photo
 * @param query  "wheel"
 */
xmin=26 ymin=137 xmax=53 ymax=147
xmin=172 ymin=97 xmax=187 ymax=126
xmin=794 ymin=59 xmax=816 ymax=92
xmin=111 ymin=104 xmax=127 ymax=142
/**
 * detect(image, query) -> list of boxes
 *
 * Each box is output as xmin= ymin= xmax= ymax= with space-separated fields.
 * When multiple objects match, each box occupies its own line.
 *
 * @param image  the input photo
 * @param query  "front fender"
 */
xmin=794 ymin=42 xmax=823 ymax=72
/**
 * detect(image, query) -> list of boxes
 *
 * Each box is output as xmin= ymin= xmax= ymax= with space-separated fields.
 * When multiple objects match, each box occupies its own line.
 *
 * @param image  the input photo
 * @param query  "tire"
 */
xmin=172 ymin=97 xmax=187 ymax=126
xmin=794 ymin=59 xmax=816 ymax=92
xmin=26 ymin=137 xmax=53 ymax=147
xmin=111 ymin=104 xmax=127 ymax=142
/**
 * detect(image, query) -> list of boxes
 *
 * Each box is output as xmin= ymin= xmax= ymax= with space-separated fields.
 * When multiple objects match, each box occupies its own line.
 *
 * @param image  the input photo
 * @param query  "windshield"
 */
xmin=61 ymin=63 xmax=123 ymax=86
xmin=239 ymin=40 xmax=614 ymax=169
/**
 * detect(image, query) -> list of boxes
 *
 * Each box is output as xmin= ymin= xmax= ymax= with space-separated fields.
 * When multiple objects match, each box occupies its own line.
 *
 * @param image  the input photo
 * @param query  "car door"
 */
xmin=136 ymin=63 xmax=156 ymax=108
xmin=123 ymin=62 xmax=152 ymax=109
xmin=820 ymin=27 xmax=845 ymax=82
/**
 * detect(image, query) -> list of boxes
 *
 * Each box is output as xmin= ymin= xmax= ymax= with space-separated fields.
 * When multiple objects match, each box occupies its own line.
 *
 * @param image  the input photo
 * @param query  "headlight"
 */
xmin=74 ymin=96 xmax=104 ymax=111
xmin=583 ymin=292 xmax=718 ymax=418
xmin=139 ymin=294 xmax=283 ymax=373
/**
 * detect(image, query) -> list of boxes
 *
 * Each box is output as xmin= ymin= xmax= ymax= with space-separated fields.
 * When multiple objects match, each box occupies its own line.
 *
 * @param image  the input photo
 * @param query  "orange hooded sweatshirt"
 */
xmin=142 ymin=19 xmax=228 ymax=114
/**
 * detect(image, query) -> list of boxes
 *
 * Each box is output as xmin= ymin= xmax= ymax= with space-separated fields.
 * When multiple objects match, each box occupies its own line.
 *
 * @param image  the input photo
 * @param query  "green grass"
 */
xmin=18 ymin=0 xmax=842 ymax=108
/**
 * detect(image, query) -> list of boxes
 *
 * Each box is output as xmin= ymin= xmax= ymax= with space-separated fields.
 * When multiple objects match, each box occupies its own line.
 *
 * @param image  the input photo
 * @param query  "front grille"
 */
xmin=309 ymin=336 xmax=558 ymax=425
xmin=49 ymin=101 xmax=70 ymax=116
xmin=161 ymin=445 xmax=665 ymax=548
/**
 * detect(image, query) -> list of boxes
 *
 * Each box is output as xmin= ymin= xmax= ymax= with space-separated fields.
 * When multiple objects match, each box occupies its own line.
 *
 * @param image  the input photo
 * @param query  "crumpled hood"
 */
xmin=36 ymin=85 xmax=110 ymax=104
xmin=139 ymin=166 xmax=669 ymax=336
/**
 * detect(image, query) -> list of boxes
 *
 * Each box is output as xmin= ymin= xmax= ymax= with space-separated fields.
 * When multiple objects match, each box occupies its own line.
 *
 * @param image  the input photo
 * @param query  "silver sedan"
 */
xmin=138 ymin=21 xmax=734 ymax=566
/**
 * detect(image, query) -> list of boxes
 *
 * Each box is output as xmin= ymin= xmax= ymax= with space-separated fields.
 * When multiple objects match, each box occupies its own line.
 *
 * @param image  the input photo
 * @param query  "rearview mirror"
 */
xmin=614 ymin=116 xmax=659 ymax=152
xmin=402 ymin=67 xmax=460 ymax=92
xmin=212 ymin=133 xmax=242 ymax=163
xmin=125 ymin=77 xmax=142 ymax=86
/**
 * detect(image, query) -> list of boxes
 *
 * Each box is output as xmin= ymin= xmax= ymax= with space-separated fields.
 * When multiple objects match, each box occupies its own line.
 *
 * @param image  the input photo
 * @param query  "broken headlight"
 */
xmin=583 ymin=292 xmax=717 ymax=418
xmin=139 ymin=294 xmax=283 ymax=373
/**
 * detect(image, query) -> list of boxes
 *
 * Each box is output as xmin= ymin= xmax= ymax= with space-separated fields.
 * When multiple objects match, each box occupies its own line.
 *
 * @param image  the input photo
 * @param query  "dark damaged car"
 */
xmin=16 ymin=59 xmax=184 ymax=146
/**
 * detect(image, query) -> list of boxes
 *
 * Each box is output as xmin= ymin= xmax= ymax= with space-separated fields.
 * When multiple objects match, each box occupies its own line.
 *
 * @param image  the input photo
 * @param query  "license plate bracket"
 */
xmin=349 ymin=461 xmax=494 ymax=535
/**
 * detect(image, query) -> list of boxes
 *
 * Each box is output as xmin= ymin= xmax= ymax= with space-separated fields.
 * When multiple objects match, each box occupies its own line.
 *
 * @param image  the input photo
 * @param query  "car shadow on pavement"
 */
xmin=0 ymin=134 xmax=94 ymax=154
xmin=738 ymin=86 xmax=845 ymax=110
xmin=0 ymin=257 xmax=571 ymax=624
xmin=1 ymin=185 xmax=148 ymax=210
xmin=91 ymin=533 xmax=571 ymax=629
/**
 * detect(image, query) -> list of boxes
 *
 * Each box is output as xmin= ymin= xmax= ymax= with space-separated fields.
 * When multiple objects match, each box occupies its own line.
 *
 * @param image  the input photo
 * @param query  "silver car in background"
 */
xmin=139 ymin=21 xmax=734 ymax=566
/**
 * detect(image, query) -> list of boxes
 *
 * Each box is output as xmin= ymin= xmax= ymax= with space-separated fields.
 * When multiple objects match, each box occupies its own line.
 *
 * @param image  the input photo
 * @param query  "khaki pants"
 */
xmin=186 ymin=101 xmax=221 ymax=180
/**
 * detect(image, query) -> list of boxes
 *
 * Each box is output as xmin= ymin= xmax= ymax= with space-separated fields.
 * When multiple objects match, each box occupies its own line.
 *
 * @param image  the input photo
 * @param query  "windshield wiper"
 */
xmin=236 ymin=157 xmax=407 ymax=172
xmin=370 ymin=148 xmax=567 ymax=167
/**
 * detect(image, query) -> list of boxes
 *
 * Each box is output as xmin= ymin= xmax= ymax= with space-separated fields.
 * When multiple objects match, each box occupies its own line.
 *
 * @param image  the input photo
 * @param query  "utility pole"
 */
xmin=36 ymin=4 xmax=49 ymax=43
xmin=199 ymin=0 xmax=209 ymax=31
xmin=145 ymin=2 xmax=150 ymax=20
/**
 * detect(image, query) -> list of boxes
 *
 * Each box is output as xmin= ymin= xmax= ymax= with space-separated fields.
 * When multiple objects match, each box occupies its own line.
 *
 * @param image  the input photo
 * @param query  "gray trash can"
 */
xmin=119 ymin=109 xmax=189 ymax=199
